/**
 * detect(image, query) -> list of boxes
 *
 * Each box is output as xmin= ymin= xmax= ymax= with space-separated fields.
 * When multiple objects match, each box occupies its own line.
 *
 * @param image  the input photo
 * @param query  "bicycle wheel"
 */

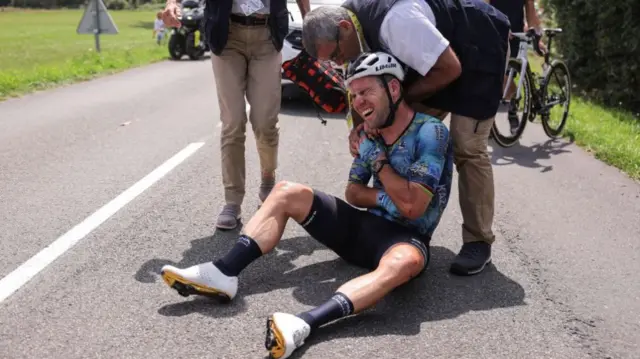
xmin=491 ymin=58 xmax=533 ymax=148
xmin=540 ymin=59 xmax=571 ymax=138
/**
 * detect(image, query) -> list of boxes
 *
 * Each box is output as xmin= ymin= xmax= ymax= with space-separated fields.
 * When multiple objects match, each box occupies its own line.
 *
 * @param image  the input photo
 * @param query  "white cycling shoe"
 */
xmin=265 ymin=312 xmax=311 ymax=359
xmin=160 ymin=262 xmax=238 ymax=302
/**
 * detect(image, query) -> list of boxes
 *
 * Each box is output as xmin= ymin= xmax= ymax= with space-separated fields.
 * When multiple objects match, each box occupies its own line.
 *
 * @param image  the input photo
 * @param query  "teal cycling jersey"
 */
xmin=348 ymin=112 xmax=454 ymax=238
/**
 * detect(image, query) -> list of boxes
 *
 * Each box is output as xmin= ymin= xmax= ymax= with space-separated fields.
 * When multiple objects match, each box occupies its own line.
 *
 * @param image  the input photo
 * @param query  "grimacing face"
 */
xmin=348 ymin=76 xmax=393 ymax=129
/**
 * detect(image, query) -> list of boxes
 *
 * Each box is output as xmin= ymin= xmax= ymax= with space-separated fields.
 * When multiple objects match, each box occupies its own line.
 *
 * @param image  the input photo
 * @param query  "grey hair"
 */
xmin=301 ymin=6 xmax=350 ymax=58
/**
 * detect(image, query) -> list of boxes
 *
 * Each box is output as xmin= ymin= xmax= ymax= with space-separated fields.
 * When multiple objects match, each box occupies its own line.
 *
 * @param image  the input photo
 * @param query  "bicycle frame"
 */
xmin=502 ymin=30 xmax=559 ymax=115
xmin=492 ymin=27 xmax=569 ymax=145
xmin=502 ymin=32 xmax=533 ymax=102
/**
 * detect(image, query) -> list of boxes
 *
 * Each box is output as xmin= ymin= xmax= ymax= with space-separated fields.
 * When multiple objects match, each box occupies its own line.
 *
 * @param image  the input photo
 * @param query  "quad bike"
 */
xmin=167 ymin=0 xmax=209 ymax=60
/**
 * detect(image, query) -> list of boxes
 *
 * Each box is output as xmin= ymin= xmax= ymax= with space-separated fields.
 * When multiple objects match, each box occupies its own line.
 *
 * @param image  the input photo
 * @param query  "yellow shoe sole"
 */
xmin=161 ymin=269 xmax=232 ymax=302
xmin=265 ymin=316 xmax=286 ymax=359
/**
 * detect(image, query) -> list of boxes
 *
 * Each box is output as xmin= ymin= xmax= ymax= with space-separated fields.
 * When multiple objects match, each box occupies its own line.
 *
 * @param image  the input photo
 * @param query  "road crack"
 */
xmin=495 ymin=216 xmax=612 ymax=359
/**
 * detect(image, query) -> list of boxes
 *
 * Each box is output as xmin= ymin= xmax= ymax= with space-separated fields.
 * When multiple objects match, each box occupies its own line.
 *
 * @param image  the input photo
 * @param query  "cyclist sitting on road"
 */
xmin=159 ymin=52 xmax=454 ymax=359
xmin=488 ymin=0 xmax=547 ymax=133
xmin=303 ymin=0 xmax=510 ymax=277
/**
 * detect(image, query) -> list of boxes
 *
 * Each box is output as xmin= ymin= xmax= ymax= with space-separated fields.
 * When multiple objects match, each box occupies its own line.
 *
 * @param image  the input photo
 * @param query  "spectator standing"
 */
xmin=162 ymin=0 xmax=310 ymax=229
xmin=153 ymin=11 xmax=165 ymax=45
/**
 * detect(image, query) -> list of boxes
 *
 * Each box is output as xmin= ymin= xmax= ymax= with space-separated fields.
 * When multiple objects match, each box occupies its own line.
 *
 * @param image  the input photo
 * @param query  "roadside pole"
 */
xmin=76 ymin=0 xmax=119 ymax=53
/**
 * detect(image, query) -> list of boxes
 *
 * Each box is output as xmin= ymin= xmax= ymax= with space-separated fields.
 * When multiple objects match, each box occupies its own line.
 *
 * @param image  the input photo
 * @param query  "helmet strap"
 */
xmin=379 ymin=76 xmax=403 ymax=129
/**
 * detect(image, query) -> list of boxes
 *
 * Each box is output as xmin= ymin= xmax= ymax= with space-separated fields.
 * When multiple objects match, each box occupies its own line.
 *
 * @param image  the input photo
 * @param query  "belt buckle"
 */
xmin=251 ymin=15 xmax=268 ymax=25
xmin=231 ymin=12 xmax=269 ymax=26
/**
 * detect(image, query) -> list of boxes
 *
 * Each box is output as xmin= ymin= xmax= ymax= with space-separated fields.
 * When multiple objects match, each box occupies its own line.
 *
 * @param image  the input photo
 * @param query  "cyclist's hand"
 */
xmin=349 ymin=123 xmax=365 ymax=158
xmin=162 ymin=2 xmax=182 ymax=28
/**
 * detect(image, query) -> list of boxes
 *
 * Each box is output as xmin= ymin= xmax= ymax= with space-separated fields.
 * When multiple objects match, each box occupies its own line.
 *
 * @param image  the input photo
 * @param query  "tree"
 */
xmin=541 ymin=0 xmax=640 ymax=113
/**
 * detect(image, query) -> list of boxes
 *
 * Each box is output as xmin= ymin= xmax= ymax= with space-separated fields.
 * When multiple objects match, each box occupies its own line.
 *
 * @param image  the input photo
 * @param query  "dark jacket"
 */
xmin=204 ymin=0 xmax=291 ymax=56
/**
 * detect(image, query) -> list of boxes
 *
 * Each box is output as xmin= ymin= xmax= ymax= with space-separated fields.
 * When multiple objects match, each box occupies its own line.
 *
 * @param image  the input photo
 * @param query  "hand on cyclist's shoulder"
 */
xmin=349 ymin=123 xmax=367 ymax=158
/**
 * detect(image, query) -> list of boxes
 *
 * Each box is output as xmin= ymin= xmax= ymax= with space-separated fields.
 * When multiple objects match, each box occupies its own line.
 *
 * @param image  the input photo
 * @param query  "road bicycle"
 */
xmin=490 ymin=27 xmax=572 ymax=148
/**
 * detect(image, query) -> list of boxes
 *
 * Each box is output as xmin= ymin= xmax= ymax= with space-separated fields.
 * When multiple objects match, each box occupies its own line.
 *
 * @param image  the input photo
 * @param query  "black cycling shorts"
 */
xmin=299 ymin=189 xmax=430 ymax=272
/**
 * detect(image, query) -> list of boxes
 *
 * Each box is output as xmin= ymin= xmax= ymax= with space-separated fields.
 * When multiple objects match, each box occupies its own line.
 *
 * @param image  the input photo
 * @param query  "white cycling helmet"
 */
xmin=344 ymin=51 xmax=406 ymax=128
xmin=344 ymin=51 xmax=405 ymax=88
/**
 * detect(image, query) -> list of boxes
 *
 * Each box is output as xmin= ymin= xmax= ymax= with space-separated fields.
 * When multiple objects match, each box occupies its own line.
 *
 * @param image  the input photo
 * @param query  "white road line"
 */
xmin=0 ymin=142 xmax=206 ymax=304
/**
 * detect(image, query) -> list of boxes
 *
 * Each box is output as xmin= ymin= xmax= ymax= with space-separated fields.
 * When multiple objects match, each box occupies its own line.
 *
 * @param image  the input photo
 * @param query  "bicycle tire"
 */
xmin=491 ymin=58 xmax=533 ymax=148
xmin=540 ymin=59 xmax=571 ymax=138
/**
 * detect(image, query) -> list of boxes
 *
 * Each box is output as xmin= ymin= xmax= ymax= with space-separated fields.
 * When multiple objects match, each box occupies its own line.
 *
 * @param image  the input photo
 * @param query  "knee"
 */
xmin=268 ymin=181 xmax=313 ymax=216
xmin=221 ymin=119 xmax=246 ymax=141
xmin=378 ymin=246 xmax=425 ymax=283
xmin=252 ymin=119 xmax=279 ymax=138
xmin=452 ymin=135 xmax=488 ymax=166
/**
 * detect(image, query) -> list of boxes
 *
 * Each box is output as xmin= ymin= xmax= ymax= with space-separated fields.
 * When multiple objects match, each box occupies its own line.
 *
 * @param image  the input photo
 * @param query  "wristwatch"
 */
xmin=373 ymin=159 xmax=389 ymax=174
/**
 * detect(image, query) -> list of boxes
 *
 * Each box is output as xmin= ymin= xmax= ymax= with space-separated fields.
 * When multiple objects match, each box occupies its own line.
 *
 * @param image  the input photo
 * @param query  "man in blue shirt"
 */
xmin=158 ymin=52 xmax=453 ymax=359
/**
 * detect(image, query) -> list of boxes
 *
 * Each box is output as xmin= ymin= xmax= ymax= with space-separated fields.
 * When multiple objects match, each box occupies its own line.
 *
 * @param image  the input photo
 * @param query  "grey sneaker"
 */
xmin=259 ymin=178 xmax=275 ymax=203
xmin=216 ymin=204 xmax=241 ymax=230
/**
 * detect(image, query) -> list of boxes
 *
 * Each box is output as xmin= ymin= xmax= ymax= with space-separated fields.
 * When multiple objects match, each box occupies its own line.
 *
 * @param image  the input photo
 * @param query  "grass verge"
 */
xmin=563 ymin=99 xmax=640 ymax=180
xmin=528 ymin=52 xmax=640 ymax=181
xmin=0 ymin=8 xmax=169 ymax=101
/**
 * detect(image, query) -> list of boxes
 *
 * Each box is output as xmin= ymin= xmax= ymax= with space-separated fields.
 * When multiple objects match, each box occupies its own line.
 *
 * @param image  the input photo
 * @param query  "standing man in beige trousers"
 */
xmin=162 ymin=0 xmax=310 ymax=229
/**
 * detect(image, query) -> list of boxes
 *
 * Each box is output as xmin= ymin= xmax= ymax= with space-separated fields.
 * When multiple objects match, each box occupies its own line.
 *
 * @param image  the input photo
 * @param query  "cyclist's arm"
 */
xmin=345 ymin=149 xmax=376 ymax=208
xmin=379 ymin=0 xmax=461 ymax=104
xmin=376 ymin=121 xmax=450 ymax=220
xmin=345 ymin=145 xmax=431 ymax=220
xmin=344 ymin=137 xmax=411 ymax=216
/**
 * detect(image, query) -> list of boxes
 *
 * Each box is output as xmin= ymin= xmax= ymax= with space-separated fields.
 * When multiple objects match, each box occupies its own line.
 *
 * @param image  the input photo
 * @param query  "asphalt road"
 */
xmin=0 ymin=57 xmax=639 ymax=359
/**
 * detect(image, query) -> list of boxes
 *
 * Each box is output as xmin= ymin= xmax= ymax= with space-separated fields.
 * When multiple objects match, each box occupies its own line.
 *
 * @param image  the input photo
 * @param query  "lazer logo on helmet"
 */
xmin=374 ymin=63 xmax=398 ymax=72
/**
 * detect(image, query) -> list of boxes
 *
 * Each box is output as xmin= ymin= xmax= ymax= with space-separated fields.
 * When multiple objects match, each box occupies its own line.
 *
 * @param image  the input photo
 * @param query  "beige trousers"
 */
xmin=413 ymin=105 xmax=496 ymax=245
xmin=211 ymin=20 xmax=282 ymax=206
xmin=450 ymin=114 xmax=496 ymax=244
xmin=412 ymin=41 xmax=509 ymax=245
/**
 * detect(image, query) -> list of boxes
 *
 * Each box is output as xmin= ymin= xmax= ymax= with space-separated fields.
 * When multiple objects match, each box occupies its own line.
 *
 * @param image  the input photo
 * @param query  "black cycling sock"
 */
xmin=296 ymin=292 xmax=354 ymax=330
xmin=213 ymin=234 xmax=263 ymax=277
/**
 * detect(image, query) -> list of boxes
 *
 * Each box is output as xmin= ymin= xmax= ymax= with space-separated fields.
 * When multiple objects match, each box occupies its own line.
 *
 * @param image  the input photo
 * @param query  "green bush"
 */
xmin=540 ymin=0 xmax=640 ymax=113
xmin=105 ymin=0 xmax=128 ymax=10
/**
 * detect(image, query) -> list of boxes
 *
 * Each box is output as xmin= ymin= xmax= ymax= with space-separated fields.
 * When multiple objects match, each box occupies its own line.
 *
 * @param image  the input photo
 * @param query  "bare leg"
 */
xmin=296 ymin=242 xmax=426 ymax=330
xmin=335 ymin=243 xmax=425 ymax=312
xmin=240 ymin=180 xmax=314 ymax=254
xmin=159 ymin=181 xmax=315 ymax=301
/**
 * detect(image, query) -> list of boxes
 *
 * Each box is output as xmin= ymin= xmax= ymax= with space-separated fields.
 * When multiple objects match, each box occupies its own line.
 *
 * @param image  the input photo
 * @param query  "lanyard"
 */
xmin=344 ymin=9 xmax=369 ymax=131
xmin=346 ymin=9 xmax=367 ymax=54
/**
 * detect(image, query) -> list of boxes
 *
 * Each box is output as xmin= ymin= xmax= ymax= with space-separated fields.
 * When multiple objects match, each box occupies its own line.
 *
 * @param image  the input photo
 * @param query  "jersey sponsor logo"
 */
xmin=301 ymin=210 xmax=317 ymax=227
xmin=434 ymin=123 xmax=445 ymax=141
xmin=238 ymin=235 xmax=251 ymax=247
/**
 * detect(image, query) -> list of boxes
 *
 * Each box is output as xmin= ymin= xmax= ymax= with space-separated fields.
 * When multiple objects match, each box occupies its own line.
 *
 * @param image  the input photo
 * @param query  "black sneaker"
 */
xmin=450 ymin=241 xmax=492 ymax=276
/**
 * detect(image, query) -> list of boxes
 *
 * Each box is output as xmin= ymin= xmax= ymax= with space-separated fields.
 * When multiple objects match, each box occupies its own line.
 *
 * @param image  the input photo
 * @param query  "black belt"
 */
xmin=230 ymin=13 xmax=269 ymax=26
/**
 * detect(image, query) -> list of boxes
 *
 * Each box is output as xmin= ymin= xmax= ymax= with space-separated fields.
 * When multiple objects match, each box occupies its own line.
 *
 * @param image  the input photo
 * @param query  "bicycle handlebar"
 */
xmin=511 ymin=28 xmax=545 ymax=57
